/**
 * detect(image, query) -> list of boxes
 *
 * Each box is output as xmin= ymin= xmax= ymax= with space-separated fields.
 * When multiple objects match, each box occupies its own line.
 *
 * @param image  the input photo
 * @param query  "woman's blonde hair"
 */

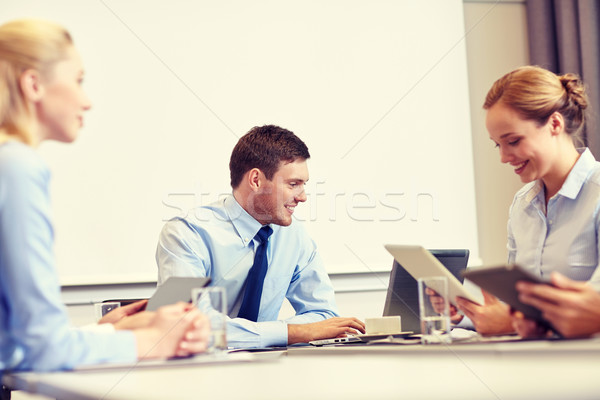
xmin=483 ymin=65 xmax=589 ymax=140
xmin=0 ymin=19 xmax=73 ymax=144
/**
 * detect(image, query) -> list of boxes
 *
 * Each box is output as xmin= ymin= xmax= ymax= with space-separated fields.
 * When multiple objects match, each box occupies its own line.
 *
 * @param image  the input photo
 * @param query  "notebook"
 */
xmin=383 ymin=246 xmax=470 ymax=334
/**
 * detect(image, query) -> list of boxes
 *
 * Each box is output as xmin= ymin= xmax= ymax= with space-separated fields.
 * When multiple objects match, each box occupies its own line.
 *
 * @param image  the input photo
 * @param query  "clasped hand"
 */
xmin=99 ymin=299 xmax=210 ymax=358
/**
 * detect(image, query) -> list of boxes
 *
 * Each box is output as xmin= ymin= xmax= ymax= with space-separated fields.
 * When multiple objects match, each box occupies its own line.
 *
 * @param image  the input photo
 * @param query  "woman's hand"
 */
xmin=133 ymin=302 xmax=210 ymax=359
xmin=456 ymin=290 xmax=514 ymax=335
xmin=98 ymin=300 xmax=148 ymax=325
xmin=510 ymin=310 xmax=550 ymax=338
xmin=517 ymin=272 xmax=600 ymax=338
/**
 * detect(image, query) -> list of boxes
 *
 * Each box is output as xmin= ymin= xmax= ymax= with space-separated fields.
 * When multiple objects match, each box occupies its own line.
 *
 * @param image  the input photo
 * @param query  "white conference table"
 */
xmin=4 ymin=338 xmax=600 ymax=400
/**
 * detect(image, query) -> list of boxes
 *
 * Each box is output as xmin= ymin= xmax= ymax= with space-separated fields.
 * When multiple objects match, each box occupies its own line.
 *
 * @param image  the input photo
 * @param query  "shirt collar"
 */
xmin=524 ymin=180 xmax=544 ymax=204
xmin=557 ymin=148 xmax=596 ymax=200
xmin=524 ymin=147 xmax=596 ymax=203
xmin=224 ymin=194 xmax=275 ymax=246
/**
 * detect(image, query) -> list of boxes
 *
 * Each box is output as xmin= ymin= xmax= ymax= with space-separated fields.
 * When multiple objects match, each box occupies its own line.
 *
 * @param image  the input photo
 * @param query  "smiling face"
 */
xmin=35 ymin=45 xmax=91 ymax=143
xmin=486 ymin=101 xmax=559 ymax=184
xmin=250 ymin=159 xmax=309 ymax=226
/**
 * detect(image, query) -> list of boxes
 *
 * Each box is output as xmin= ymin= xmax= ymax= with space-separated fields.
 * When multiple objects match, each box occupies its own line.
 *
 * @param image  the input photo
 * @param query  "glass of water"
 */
xmin=418 ymin=276 xmax=451 ymax=344
xmin=192 ymin=287 xmax=228 ymax=353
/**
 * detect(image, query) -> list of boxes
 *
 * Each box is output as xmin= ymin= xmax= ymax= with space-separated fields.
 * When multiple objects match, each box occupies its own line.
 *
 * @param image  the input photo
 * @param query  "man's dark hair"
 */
xmin=229 ymin=125 xmax=310 ymax=188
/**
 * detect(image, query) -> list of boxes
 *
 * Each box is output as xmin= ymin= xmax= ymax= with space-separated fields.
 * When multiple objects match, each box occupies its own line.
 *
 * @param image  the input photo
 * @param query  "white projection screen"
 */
xmin=2 ymin=0 xmax=479 ymax=284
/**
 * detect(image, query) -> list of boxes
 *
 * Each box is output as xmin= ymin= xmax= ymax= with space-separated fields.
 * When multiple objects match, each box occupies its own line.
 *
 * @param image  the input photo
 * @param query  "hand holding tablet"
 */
xmin=384 ymin=245 xmax=482 ymax=306
xmin=461 ymin=264 xmax=556 ymax=331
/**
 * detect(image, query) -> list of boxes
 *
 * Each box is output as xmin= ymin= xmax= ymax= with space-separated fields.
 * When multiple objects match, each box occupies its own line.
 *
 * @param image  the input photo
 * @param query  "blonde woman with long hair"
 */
xmin=0 ymin=19 xmax=208 ymax=380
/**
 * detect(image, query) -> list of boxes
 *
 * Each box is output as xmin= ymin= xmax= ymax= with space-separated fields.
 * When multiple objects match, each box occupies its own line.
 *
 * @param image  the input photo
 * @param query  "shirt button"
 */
xmin=244 ymin=238 xmax=249 ymax=243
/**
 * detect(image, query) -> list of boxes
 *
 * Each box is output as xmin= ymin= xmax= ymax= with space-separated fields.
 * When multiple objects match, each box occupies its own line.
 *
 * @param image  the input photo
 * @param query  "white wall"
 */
xmin=465 ymin=0 xmax=529 ymax=265
xmin=1 ymin=1 xmax=530 ymax=332
xmin=3 ymin=0 xmax=478 ymax=285
xmin=60 ymin=0 xmax=530 ymax=327
xmin=261 ymin=0 xmax=534 ymax=327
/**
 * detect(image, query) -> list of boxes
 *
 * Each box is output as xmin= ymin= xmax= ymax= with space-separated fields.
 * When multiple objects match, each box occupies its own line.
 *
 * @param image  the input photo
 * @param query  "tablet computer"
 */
xmin=461 ymin=264 xmax=554 ymax=328
xmin=146 ymin=277 xmax=211 ymax=311
xmin=384 ymin=244 xmax=482 ymax=306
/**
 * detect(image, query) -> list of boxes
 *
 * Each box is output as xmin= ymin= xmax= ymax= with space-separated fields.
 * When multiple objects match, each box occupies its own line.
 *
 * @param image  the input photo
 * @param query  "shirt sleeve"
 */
xmin=223 ymin=318 xmax=288 ymax=348
xmin=156 ymin=218 xmax=210 ymax=285
xmin=78 ymin=323 xmax=116 ymax=333
xmin=0 ymin=149 xmax=136 ymax=372
xmin=281 ymin=229 xmax=339 ymax=328
xmin=454 ymin=315 xmax=475 ymax=330
xmin=284 ymin=248 xmax=339 ymax=324
xmin=587 ymin=207 xmax=600 ymax=291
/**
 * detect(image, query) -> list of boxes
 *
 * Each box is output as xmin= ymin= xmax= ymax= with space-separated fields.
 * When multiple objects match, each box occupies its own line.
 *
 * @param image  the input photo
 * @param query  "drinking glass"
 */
xmin=418 ymin=277 xmax=451 ymax=344
xmin=192 ymin=287 xmax=228 ymax=352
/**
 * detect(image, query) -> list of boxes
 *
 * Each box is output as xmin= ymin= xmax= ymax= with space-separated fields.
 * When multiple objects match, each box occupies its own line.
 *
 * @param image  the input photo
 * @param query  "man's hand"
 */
xmin=517 ymin=272 xmax=600 ymax=338
xmin=287 ymin=317 xmax=366 ymax=345
xmin=456 ymin=290 xmax=514 ymax=335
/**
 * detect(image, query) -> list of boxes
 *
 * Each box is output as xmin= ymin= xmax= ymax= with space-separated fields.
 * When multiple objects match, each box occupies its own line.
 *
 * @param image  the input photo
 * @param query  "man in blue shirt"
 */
xmin=156 ymin=125 xmax=365 ymax=348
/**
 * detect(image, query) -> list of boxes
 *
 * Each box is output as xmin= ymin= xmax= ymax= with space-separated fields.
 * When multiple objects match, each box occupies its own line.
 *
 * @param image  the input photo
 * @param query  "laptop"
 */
xmin=309 ymin=248 xmax=469 ymax=346
xmin=383 ymin=248 xmax=469 ymax=334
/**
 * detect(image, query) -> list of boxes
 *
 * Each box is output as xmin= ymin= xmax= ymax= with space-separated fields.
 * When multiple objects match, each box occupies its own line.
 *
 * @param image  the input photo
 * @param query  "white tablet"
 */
xmin=384 ymin=244 xmax=482 ymax=306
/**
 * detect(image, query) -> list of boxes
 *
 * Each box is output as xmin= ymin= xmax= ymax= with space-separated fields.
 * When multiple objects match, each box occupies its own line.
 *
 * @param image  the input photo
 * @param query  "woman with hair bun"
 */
xmin=0 ymin=19 xmax=208 ymax=381
xmin=456 ymin=66 xmax=600 ymax=338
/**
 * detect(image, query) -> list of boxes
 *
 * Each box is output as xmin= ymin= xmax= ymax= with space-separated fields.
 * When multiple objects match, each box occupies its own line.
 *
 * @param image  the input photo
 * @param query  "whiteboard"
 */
xmin=2 ymin=0 xmax=479 ymax=285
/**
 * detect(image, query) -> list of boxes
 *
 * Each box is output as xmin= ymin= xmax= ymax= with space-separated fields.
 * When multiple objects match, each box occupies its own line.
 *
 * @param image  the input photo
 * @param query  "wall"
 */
xmin=273 ymin=0 xmax=532 ymax=324
xmin=3 ymin=0 xmax=479 ymax=285
xmin=57 ymin=0 xmax=529 ymax=325
xmin=465 ymin=0 xmax=529 ymax=266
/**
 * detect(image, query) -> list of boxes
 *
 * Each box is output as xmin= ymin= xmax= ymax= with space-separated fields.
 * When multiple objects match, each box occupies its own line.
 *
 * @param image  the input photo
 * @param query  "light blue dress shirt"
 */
xmin=0 ymin=142 xmax=136 ymax=378
xmin=507 ymin=148 xmax=600 ymax=288
xmin=156 ymin=195 xmax=339 ymax=348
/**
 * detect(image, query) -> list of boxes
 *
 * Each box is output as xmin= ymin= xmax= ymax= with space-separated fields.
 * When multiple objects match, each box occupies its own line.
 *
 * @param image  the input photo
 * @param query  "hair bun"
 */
xmin=560 ymin=73 xmax=588 ymax=110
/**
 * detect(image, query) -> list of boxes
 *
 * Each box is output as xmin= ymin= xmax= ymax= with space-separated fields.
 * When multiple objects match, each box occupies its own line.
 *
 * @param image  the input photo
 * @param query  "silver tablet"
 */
xmin=384 ymin=244 xmax=482 ymax=305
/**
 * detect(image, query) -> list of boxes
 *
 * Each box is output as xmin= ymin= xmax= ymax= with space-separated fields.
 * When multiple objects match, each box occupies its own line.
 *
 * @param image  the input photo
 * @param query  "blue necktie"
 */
xmin=238 ymin=225 xmax=273 ymax=321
